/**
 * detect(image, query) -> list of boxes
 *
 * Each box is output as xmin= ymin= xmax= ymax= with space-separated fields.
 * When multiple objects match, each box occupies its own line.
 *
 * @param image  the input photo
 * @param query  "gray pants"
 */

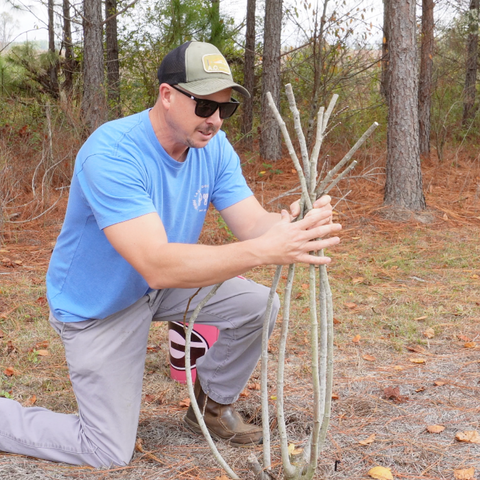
xmin=0 ymin=277 xmax=279 ymax=467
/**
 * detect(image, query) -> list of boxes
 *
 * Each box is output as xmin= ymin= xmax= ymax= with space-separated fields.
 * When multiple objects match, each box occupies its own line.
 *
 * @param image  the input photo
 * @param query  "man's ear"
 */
xmin=159 ymin=83 xmax=172 ymax=110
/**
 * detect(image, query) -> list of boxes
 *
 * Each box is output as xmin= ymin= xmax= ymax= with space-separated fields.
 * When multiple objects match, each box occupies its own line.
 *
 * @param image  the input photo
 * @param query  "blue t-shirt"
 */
xmin=46 ymin=109 xmax=253 ymax=323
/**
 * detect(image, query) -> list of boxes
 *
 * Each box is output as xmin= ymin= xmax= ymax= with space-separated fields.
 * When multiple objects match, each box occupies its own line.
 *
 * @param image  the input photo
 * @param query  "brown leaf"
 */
xmin=345 ymin=302 xmax=357 ymax=309
xmin=36 ymin=350 xmax=49 ymax=356
xmin=352 ymin=277 xmax=364 ymax=284
xmin=34 ymin=341 xmax=49 ymax=350
xmin=362 ymin=354 xmax=376 ymax=362
xmin=352 ymin=334 xmax=361 ymax=343
xmin=333 ymin=317 xmax=341 ymax=325
xmin=359 ymin=433 xmax=376 ymax=445
xmin=144 ymin=394 xmax=155 ymax=403
xmin=409 ymin=358 xmax=426 ymax=364
xmin=464 ymin=342 xmax=477 ymax=349
xmin=36 ymin=297 xmax=48 ymax=305
xmin=414 ymin=315 xmax=428 ymax=321
xmin=3 ymin=367 xmax=15 ymax=376
xmin=427 ymin=425 xmax=445 ymax=433
xmin=457 ymin=334 xmax=471 ymax=342
xmin=248 ymin=382 xmax=261 ymax=390
xmin=331 ymin=393 xmax=339 ymax=400
xmin=455 ymin=431 xmax=480 ymax=444
xmin=423 ymin=328 xmax=435 ymax=339
xmin=239 ymin=388 xmax=250 ymax=398
xmin=406 ymin=345 xmax=426 ymax=354
xmin=368 ymin=466 xmax=394 ymax=480
xmin=24 ymin=395 xmax=37 ymax=407
xmin=434 ymin=380 xmax=446 ymax=386
xmin=454 ymin=467 xmax=475 ymax=480
xmin=178 ymin=398 xmax=190 ymax=408
xmin=384 ymin=386 xmax=408 ymax=403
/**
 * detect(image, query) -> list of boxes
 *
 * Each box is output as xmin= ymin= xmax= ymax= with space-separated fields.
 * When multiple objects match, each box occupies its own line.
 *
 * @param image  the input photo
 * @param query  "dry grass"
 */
xmin=1 ymin=146 xmax=480 ymax=479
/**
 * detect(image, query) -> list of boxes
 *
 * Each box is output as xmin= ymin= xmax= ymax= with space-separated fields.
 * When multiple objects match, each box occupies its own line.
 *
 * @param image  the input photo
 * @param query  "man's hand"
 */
xmin=256 ymin=195 xmax=341 ymax=266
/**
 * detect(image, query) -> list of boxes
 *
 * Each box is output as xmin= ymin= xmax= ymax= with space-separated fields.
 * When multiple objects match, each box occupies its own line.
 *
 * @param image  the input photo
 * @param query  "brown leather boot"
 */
xmin=184 ymin=376 xmax=263 ymax=447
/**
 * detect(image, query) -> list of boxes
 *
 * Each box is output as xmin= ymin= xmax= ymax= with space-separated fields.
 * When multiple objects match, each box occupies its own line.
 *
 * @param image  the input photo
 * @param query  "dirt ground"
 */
xmin=1 ymin=146 xmax=480 ymax=479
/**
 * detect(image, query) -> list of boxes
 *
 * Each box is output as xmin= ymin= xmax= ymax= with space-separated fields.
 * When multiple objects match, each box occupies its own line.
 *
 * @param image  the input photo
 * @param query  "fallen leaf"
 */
xmin=455 ymin=431 xmax=480 ymax=444
xmin=178 ymin=398 xmax=190 ymax=408
xmin=345 ymin=302 xmax=357 ymax=309
xmin=406 ymin=345 xmax=426 ymax=354
xmin=331 ymin=393 xmax=339 ymax=400
xmin=352 ymin=277 xmax=364 ymax=284
xmin=368 ymin=466 xmax=394 ymax=480
xmin=423 ymin=328 xmax=435 ymax=339
xmin=36 ymin=350 xmax=49 ymax=356
xmin=24 ymin=395 xmax=37 ymax=407
xmin=288 ymin=443 xmax=303 ymax=456
xmin=359 ymin=433 xmax=376 ymax=445
xmin=34 ymin=341 xmax=49 ymax=350
xmin=443 ymin=213 xmax=448 ymax=221
xmin=454 ymin=467 xmax=475 ymax=480
xmin=13 ymin=260 xmax=22 ymax=266
xmin=457 ymin=334 xmax=471 ymax=342
xmin=393 ymin=366 xmax=403 ymax=371
xmin=464 ymin=342 xmax=477 ymax=349
xmin=3 ymin=367 xmax=15 ymax=376
xmin=362 ymin=354 xmax=376 ymax=362
xmin=415 ymin=386 xmax=425 ymax=392
xmin=409 ymin=358 xmax=426 ymax=364
xmin=239 ymin=388 xmax=250 ymax=398
xmin=352 ymin=334 xmax=361 ymax=343
xmin=434 ymin=380 xmax=446 ymax=386
xmin=384 ymin=386 xmax=408 ymax=403
xmin=248 ymin=382 xmax=261 ymax=390
xmin=414 ymin=315 xmax=428 ymax=321
xmin=144 ymin=394 xmax=155 ymax=403
xmin=471 ymin=274 xmax=479 ymax=279
xmin=427 ymin=425 xmax=445 ymax=433
xmin=333 ymin=317 xmax=341 ymax=325
xmin=0 ymin=330 xmax=4 ymax=338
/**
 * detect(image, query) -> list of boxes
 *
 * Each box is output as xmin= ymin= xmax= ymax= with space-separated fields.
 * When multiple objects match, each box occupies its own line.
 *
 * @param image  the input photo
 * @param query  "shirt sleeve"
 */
xmin=76 ymin=153 xmax=157 ymax=230
xmin=210 ymin=134 xmax=253 ymax=212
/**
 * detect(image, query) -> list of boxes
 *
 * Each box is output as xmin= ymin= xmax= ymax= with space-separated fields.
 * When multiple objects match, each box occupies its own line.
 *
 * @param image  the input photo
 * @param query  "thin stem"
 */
xmin=184 ymin=283 xmax=240 ymax=480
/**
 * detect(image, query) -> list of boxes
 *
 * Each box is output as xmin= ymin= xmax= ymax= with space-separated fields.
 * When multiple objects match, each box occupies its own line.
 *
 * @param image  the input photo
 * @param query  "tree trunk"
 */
xmin=380 ymin=0 xmax=390 ymax=100
xmin=384 ymin=0 xmax=426 ymax=211
xmin=241 ymin=0 xmax=256 ymax=150
xmin=260 ymin=0 xmax=283 ymax=161
xmin=81 ymin=0 xmax=107 ymax=134
xmin=418 ymin=0 xmax=434 ymax=158
xmin=462 ymin=0 xmax=479 ymax=126
xmin=209 ymin=0 xmax=224 ymax=50
xmin=62 ymin=0 xmax=74 ymax=96
xmin=105 ymin=0 xmax=121 ymax=119
xmin=48 ymin=0 xmax=59 ymax=98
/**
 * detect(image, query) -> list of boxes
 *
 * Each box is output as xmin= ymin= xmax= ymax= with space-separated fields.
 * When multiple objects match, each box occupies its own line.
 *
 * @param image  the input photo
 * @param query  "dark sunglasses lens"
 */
xmin=219 ymin=102 xmax=239 ymax=119
xmin=195 ymin=100 xmax=218 ymax=118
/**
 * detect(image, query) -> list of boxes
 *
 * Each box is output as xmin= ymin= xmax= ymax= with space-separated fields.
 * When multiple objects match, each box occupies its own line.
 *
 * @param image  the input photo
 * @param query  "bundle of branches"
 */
xmin=183 ymin=84 xmax=378 ymax=480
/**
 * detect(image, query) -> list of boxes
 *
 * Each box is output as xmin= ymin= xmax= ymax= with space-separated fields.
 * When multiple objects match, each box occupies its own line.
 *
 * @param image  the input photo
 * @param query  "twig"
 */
xmin=183 ymin=283 xmax=240 ymax=480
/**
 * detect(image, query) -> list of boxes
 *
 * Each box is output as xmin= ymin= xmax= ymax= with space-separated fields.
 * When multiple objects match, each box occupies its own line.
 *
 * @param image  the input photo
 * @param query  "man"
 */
xmin=0 ymin=41 xmax=341 ymax=468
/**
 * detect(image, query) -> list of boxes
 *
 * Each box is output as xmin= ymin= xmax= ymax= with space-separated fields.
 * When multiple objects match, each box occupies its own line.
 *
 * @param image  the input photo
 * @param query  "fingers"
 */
xmin=289 ymin=195 xmax=331 ymax=219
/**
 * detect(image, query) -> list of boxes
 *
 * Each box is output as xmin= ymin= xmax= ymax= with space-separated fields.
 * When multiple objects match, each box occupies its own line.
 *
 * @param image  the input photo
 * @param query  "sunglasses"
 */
xmin=171 ymin=85 xmax=239 ymax=119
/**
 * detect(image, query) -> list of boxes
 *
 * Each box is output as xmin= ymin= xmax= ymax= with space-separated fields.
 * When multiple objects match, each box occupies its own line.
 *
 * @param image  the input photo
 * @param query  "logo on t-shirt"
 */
xmin=193 ymin=185 xmax=209 ymax=212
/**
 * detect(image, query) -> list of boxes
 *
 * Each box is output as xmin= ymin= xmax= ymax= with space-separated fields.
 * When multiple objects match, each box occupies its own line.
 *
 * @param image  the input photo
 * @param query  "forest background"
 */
xmin=0 ymin=0 xmax=480 ymax=479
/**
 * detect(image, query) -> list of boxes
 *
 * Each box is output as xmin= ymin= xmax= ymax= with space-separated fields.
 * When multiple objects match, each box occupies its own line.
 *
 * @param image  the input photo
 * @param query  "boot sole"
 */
xmin=183 ymin=415 xmax=263 ymax=448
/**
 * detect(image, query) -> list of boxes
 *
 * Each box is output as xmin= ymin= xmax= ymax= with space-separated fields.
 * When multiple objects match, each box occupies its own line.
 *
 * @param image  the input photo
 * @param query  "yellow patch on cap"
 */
xmin=202 ymin=54 xmax=231 ymax=75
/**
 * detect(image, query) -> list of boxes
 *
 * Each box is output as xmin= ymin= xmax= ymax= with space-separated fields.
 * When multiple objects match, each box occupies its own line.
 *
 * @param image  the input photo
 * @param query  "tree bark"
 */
xmin=418 ymin=0 xmax=434 ymax=158
xmin=241 ymin=0 xmax=256 ymax=150
xmin=81 ymin=0 xmax=107 ymax=134
xmin=384 ymin=0 xmax=426 ymax=211
xmin=62 ymin=0 xmax=74 ymax=96
xmin=48 ymin=0 xmax=59 ymax=98
xmin=260 ymin=0 xmax=283 ymax=161
xmin=209 ymin=0 xmax=224 ymax=50
xmin=380 ymin=0 xmax=390 ymax=100
xmin=105 ymin=0 xmax=121 ymax=119
xmin=462 ymin=0 xmax=479 ymax=126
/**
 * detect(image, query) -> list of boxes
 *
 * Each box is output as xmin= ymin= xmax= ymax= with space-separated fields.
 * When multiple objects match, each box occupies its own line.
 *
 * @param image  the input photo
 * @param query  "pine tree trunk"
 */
xmin=81 ymin=0 xmax=107 ymax=134
xmin=241 ymin=0 xmax=256 ymax=150
xmin=462 ymin=0 xmax=479 ymax=126
xmin=418 ymin=0 xmax=434 ymax=158
xmin=48 ymin=0 xmax=59 ymax=98
xmin=62 ymin=0 xmax=74 ymax=96
xmin=260 ymin=0 xmax=282 ymax=161
xmin=380 ymin=0 xmax=390 ymax=100
xmin=105 ymin=0 xmax=121 ymax=119
xmin=384 ymin=0 xmax=426 ymax=211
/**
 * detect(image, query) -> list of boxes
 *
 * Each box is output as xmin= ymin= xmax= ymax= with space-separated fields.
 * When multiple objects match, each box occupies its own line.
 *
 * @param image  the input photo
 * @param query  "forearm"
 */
xmin=145 ymin=240 xmax=264 ymax=289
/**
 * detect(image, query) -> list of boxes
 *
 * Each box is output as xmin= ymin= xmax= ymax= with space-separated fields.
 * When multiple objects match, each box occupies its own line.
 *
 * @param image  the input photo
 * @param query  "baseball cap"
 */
xmin=157 ymin=41 xmax=250 ymax=97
